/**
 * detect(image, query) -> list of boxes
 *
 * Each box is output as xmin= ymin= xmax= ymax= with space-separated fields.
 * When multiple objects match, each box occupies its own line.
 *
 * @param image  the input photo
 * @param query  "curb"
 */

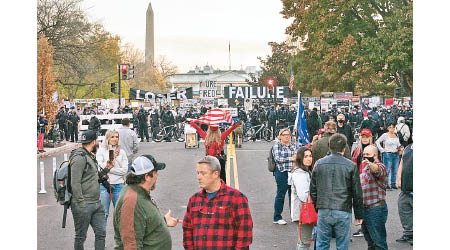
xmin=37 ymin=143 xmax=81 ymax=160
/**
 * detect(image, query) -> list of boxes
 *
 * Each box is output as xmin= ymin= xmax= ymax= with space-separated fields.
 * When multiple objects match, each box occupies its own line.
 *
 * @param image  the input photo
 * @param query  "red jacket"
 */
xmin=190 ymin=121 xmax=240 ymax=156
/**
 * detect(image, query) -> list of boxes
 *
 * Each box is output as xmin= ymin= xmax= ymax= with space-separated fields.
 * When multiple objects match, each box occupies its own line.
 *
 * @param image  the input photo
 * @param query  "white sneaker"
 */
xmin=273 ymin=219 xmax=288 ymax=225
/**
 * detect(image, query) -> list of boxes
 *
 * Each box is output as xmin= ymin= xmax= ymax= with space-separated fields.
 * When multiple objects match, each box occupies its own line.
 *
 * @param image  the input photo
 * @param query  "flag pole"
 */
xmin=228 ymin=41 xmax=231 ymax=71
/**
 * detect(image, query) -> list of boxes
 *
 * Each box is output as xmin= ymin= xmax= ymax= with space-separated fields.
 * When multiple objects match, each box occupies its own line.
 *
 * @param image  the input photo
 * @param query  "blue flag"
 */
xmin=294 ymin=91 xmax=310 ymax=146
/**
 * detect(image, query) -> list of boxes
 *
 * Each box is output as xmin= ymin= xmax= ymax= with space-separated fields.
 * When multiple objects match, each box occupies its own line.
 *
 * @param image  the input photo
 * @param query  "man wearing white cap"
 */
xmin=113 ymin=155 xmax=180 ymax=250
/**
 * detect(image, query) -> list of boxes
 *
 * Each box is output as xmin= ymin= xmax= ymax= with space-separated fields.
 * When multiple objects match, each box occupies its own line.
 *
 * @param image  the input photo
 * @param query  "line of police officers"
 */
xmin=55 ymin=106 xmax=80 ymax=142
xmin=54 ymin=103 xmax=412 ymax=147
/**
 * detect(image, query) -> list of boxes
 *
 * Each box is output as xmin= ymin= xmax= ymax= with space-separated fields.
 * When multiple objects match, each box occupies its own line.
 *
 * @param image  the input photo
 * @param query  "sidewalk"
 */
xmin=37 ymin=141 xmax=80 ymax=160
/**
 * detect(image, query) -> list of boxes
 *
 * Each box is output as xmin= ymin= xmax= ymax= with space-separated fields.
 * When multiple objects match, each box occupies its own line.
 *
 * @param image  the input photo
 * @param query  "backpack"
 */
xmin=53 ymin=151 xmax=88 ymax=228
xmin=396 ymin=124 xmax=406 ymax=146
xmin=267 ymin=145 xmax=276 ymax=172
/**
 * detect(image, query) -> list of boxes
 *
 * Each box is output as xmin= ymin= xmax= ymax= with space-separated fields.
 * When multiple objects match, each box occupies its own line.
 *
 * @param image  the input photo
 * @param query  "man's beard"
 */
xmin=151 ymin=183 xmax=156 ymax=191
xmin=91 ymin=143 xmax=99 ymax=154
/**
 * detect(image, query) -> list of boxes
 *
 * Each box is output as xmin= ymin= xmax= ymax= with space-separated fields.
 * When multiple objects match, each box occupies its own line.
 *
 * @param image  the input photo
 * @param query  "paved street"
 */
xmin=37 ymin=141 xmax=413 ymax=250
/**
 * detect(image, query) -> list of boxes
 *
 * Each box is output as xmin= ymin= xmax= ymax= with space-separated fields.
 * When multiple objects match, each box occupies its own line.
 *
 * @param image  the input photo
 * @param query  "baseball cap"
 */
xmin=131 ymin=155 xmax=166 ymax=175
xmin=79 ymin=130 xmax=98 ymax=143
xmin=360 ymin=129 xmax=372 ymax=137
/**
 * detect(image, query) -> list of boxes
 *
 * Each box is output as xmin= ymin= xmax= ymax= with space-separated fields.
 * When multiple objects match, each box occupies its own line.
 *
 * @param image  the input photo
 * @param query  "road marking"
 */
xmin=226 ymin=143 xmax=239 ymax=190
xmin=232 ymin=149 xmax=239 ymax=190
xmin=226 ymin=154 xmax=231 ymax=186
xmin=235 ymin=150 xmax=268 ymax=152
xmin=37 ymin=205 xmax=54 ymax=209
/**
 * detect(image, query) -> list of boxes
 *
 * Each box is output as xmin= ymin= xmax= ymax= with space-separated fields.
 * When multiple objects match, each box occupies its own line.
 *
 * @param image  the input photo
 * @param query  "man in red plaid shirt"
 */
xmin=360 ymin=145 xmax=389 ymax=250
xmin=182 ymin=156 xmax=253 ymax=250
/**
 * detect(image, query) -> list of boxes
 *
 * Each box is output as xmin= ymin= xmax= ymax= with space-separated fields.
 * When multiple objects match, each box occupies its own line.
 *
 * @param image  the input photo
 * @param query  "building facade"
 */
xmin=169 ymin=65 xmax=259 ymax=98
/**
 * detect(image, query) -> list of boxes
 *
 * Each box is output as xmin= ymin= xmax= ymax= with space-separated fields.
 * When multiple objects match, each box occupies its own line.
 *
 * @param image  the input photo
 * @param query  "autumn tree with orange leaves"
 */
xmin=37 ymin=34 xmax=58 ymax=126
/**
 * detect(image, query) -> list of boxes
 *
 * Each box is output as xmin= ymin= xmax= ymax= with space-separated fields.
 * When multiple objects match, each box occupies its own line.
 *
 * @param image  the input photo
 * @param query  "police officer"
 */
xmin=249 ymin=107 xmax=261 ymax=140
xmin=277 ymin=105 xmax=288 ymax=129
xmin=68 ymin=107 xmax=80 ymax=142
xmin=288 ymin=106 xmax=297 ymax=131
xmin=137 ymin=106 xmax=150 ymax=142
xmin=267 ymin=105 xmax=277 ymax=140
xmin=56 ymin=106 xmax=68 ymax=141
xmin=149 ymin=107 xmax=161 ymax=140
xmin=161 ymin=107 xmax=176 ymax=141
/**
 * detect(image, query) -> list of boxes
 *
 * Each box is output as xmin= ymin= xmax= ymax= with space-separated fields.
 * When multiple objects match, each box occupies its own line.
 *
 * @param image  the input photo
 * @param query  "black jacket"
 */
xmin=137 ymin=109 xmax=148 ymax=124
xmin=88 ymin=116 xmax=101 ymax=131
xmin=161 ymin=111 xmax=175 ymax=125
xmin=267 ymin=109 xmax=277 ymax=123
xmin=277 ymin=109 xmax=288 ymax=124
xmin=249 ymin=111 xmax=260 ymax=125
xmin=56 ymin=110 xmax=67 ymax=125
xmin=150 ymin=110 xmax=160 ymax=126
xmin=310 ymin=153 xmax=364 ymax=219
xmin=307 ymin=111 xmax=321 ymax=138
xmin=337 ymin=123 xmax=353 ymax=147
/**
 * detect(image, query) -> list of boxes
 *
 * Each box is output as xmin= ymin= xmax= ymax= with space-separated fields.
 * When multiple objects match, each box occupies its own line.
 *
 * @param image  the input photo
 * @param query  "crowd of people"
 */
xmin=271 ymin=119 xmax=413 ymax=250
xmin=39 ymin=100 xmax=413 ymax=150
xmin=40 ymin=101 xmax=413 ymax=249
xmin=67 ymin=127 xmax=253 ymax=250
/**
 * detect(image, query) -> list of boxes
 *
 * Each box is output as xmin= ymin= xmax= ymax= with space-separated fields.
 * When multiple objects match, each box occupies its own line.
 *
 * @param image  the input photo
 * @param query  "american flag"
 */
xmin=191 ymin=109 xmax=233 ymax=126
xmin=289 ymin=71 xmax=294 ymax=90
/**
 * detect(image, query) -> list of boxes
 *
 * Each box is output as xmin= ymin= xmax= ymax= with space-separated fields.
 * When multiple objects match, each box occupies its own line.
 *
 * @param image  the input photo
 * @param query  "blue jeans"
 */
xmin=361 ymin=203 xmax=388 ymax=250
xmin=273 ymin=168 xmax=291 ymax=221
xmin=316 ymin=209 xmax=351 ymax=250
xmin=383 ymin=153 xmax=399 ymax=186
xmin=100 ymin=183 xmax=123 ymax=228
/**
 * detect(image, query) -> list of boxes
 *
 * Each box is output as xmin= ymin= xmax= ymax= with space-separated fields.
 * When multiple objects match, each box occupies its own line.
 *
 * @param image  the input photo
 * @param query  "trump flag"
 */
xmin=294 ymin=91 xmax=310 ymax=146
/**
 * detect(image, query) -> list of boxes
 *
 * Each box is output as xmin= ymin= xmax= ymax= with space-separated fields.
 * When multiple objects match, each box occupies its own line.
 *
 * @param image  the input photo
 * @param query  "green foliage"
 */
xmin=280 ymin=0 xmax=413 ymax=96
xmin=247 ymin=42 xmax=295 ymax=89
xmin=38 ymin=0 xmax=122 ymax=100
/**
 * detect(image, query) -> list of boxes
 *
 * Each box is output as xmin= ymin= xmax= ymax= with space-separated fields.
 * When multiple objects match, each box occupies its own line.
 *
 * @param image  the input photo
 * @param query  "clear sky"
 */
xmin=82 ymin=0 xmax=292 ymax=73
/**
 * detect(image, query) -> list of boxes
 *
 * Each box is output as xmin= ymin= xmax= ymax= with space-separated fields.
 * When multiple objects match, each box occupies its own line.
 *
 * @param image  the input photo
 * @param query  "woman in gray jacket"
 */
xmin=290 ymin=147 xmax=315 ymax=250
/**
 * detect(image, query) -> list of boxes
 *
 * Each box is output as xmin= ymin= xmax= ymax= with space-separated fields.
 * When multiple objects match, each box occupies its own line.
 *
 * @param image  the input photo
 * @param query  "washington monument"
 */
xmin=145 ymin=2 xmax=154 ymax=65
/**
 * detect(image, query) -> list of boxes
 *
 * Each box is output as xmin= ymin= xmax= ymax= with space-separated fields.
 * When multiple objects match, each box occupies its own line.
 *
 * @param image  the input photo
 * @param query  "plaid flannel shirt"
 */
xmin=360 ymin=161 xmax=388 ymax=207
xmin=272 ymin=142 xmax=298 ymax=172
xmin=182 ymin=180 xmax=253 ymax=250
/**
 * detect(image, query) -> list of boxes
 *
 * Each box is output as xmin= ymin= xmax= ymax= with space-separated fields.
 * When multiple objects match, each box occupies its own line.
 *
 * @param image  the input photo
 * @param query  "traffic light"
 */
xmin=121 ymin=64 xmax=128 ymax=80
xmin=266 ymin=78 xmax=276 ymax=89
xmin=394 ymin=87 xmax=401 ymax=98
xmin=111 ymin=83 xmax=117 ymax=93
xmin=128 ymin=65 xmax=135 ymax=79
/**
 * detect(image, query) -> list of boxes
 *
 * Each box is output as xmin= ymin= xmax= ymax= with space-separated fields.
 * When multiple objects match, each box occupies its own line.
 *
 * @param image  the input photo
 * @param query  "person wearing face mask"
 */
xmin=350 ymin=128 xmax=374 ymax=238
xmin=359 ymin=145 xmax=389 ymax=250
xmin=349 ymin=108 xmax=362 ymax=128
xmin=96 ymin=129 xmax=128 ymax=228
xmin=336 ymin=114 xmax=354 ymax=148
xmin=360 ymin=114 xmax=378 ymax=138
xmin=327 ymin=114 xmax=336 ymax=123
xmin=375 ymin=123 xmax=402 ymax=190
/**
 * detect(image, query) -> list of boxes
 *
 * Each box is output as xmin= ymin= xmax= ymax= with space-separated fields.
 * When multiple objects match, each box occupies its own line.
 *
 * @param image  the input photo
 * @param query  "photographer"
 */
xmin=70 ymin=130 xmax=107 ymax=250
